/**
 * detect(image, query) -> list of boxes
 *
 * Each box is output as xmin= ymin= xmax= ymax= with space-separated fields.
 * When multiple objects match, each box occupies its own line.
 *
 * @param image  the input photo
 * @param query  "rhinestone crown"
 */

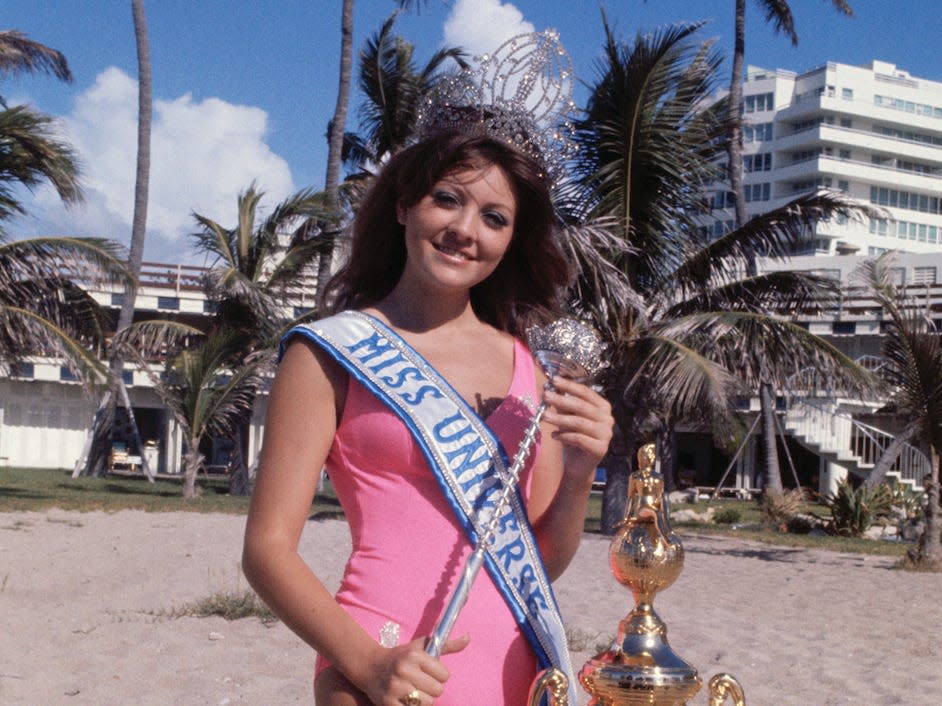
xmin=415 ymin=30 xmax=577 ymax=187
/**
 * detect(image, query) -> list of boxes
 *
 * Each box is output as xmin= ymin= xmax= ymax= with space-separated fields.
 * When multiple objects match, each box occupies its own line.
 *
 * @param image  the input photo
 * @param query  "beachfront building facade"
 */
xmin=0 ymin=262 xmax=289 ymax=475
xmin=682 ymin=252 xmax=940 ymax=498
xmin=708 ymin=60 xmax=942 ymax=258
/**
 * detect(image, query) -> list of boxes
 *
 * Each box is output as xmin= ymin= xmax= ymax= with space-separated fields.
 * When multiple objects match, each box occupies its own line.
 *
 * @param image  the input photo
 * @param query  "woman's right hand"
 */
xmin=361 ymin=634 xmax=471 ymax=706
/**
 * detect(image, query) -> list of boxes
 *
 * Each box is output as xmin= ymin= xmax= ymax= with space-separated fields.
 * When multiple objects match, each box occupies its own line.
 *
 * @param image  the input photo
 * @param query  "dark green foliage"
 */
xmin=824 ymin=479 xmax=893 ymax=537
xmin=713 ymin=507 xmax=742 ymax=525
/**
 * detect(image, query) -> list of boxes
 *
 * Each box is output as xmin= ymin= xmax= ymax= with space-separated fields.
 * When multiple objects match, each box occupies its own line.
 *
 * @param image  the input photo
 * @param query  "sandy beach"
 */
xmin=1 ymin=509 xmax=940 ymax=705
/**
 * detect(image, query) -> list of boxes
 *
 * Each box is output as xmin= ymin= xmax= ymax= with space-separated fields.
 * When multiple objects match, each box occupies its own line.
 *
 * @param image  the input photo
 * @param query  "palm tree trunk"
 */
xmin=760 ymin=382 xmax=783 ymax=494
xmin=600 ymin=417 xmax=632 ymax=535
xmin=183 ymin=446 xmax=203 ymax=499
xmin=315 ymin=0 xmax=354 ymax=304
xmin=656 ymin=423 xmax=678 ymax=493
xmin=865 ymin=422 xmax=919 ymax=489
xmin=227 ymin=407 xmax=252 ymax=496
xmin=727 ymin=0 xmax=749 ymax=232
xmin=79 ymin=0 xmax=153 ymax=477
xmin=914 ymin=447 xmax=942 ymax=567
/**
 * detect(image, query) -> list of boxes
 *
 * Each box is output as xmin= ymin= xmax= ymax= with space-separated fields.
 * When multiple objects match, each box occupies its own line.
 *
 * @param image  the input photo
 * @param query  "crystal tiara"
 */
xmin=415 ymin=30 xmax=577 ymax=187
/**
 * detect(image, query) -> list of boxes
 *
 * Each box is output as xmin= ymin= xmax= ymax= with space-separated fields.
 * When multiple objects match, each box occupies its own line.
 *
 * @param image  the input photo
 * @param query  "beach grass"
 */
xmin=0 ymin=466 xmax=342 ymax=518
xmin=1 ymin=467 xmax=911 ymax=557
xmin=584 ymin=492 xmax=911 ymax=558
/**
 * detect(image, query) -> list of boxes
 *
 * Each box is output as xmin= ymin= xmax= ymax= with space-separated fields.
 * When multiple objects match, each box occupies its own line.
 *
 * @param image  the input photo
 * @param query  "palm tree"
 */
xmin=343 ymin=13 xmax=466 ymax=172
xmin=564 ymin=18 xmax=870 ymax=531
xmin=153 ymin=330 xmax=269 ymax=499
xmin=858 ymin=255 xmax=942 ymax=568
xmin=315 ymin=0 xmax=437 ymax=306
xmin=723 ymin=1 xmax=853 ymax=494
xmin=78 ymin=0 xmax=154 ymax=478
xmin=191 ymin=184 xmax=334 ymax=493
xmin=0 ymin=30 xmax=127 ymax=386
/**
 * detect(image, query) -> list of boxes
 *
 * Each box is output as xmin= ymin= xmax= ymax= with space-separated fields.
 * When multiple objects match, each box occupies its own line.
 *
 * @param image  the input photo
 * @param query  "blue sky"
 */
xmin=4 ymin=0 xmax=941 ymax=263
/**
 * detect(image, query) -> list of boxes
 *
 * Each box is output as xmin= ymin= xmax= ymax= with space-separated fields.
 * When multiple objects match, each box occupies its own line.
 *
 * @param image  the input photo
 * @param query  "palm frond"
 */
xmin=0 ymin=235 xmax=130 ymax=287
xmin=622 ymin=333 xmax=742 ymax=424
xmin=675 ymin=191 xmax=873 ymax=288
xmin=0 ymin=106 xmax=82 ymax=219
xmin=0 ymin=30 xmax=72 ymax=82
xmin=111 ymin=319 xmax=205 ymax=361
xmin=665 ymin=269 xmax=839 ymax=318
xmin=656 ymin=309 xmax=874 ymax=394
xmin=0 ymin=305 xmax=106 ymax=385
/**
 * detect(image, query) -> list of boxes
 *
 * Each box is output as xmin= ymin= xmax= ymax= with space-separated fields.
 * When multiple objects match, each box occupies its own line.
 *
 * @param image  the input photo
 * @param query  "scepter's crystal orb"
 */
xmin=526 ymin=318 xmax=607 ymax=382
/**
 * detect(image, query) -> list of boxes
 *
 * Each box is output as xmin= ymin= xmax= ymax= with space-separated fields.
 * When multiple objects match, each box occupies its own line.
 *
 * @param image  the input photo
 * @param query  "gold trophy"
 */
xmin=574 ymin=444 xmax=746 ymax=706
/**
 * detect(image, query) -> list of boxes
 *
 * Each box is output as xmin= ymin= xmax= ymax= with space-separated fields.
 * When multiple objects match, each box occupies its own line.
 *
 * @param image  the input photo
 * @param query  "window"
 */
xmin=744 ymin=153 xmax=772 ymax=172
xmin=839 ymin=149 xmax=851 ymax=160
xmin=294 ymin=306 xmax=314 ymax=318
xmin=203 ymin=299 xmax=218 ymax=314
xmin=914 ymin=266 xmax=937 ymax=285
xmin=840 ymin=118 xmax=852 ymax=128
xmin=10 ymin=362 xmax=34 ymax=378
xmin=869 ymin=217 xmax=889 ymax=236
xmin=712 ymin=191 xmax=734 ymax=209
xmin=122 ymin=370 xmax=134 ymax=385
xmin=157 ymin=296 xmax=180 ymax=310
xmin=743 ymin=122 xmax=773 ymax=142
xmin=111 ymin=292 xmax=124 ymax=307
xmin=838 ymin=180 xmax=849 ymax=193
xmin=842 ymin=88 xmax=853 ymax=100
xmin=60 ymin=366 xmax=78 ymax=382
xmin=832 ymin=321 xmax=856 ymax=335
xmin=745 ymin=183 xmax=771 ymax=202
xmin=871 ymin=187 xmax=942 ymax=215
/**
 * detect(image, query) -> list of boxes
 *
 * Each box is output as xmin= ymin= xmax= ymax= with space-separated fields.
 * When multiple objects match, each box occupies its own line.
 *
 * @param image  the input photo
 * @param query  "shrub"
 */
xmin=758 ymin=488 xmax=806 ymax=530
xmin=785 ymin=515 xmax=815 ymax=534
xmin=713 ymin=507 xmax=742 ymax=525
xmin=178 ymin=589 xmax=277 ymax=624
xmin=823 ymin=480 xmax=893 ymax=538
xmin=889 ymin=482 xmax=925 ymax=522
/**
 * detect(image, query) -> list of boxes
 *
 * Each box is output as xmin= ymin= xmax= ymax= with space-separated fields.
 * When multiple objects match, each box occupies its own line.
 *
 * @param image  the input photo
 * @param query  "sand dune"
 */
xmin=1 ymin=509 xmax=939 ymax=705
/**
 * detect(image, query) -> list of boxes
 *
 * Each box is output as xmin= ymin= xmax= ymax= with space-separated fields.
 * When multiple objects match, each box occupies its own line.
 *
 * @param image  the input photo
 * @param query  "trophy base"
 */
xmin=579 ymin=653 xmax=702 ymax=706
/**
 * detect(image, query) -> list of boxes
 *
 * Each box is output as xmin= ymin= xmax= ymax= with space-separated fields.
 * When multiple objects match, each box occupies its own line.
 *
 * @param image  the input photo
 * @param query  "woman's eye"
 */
xmin=484 ymin=212 xmax=509 ymax=228
xmin=432 ymin=190 xmax=459 ymax=206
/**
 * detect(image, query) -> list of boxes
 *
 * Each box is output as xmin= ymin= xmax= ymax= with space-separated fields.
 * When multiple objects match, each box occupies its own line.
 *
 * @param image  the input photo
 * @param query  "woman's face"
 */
xmin=396 ymin=162 xmax=516 ymax=297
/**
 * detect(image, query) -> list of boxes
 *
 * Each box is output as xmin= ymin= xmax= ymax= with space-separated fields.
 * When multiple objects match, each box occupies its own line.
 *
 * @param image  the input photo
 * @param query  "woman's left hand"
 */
xmin=541 ymin=376 xmax=614 ymax=482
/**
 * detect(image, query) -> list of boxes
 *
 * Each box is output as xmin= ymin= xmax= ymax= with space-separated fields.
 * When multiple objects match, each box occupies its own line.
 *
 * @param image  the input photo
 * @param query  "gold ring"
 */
xmin=401 ymin=689 xmax=421 ymax=706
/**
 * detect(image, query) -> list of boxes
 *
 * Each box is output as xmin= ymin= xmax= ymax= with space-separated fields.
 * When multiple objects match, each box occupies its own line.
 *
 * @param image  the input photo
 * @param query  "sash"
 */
xmin=284 ymin=311 xmax=576 ymax=703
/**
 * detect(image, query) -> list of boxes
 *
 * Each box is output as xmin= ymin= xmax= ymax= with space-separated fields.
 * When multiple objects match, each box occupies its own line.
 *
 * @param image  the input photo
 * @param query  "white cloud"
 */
xmin=21 ymin=66 xmax=294 ymax=263
xmin=443 ymin=0 xmax=535 ymax=57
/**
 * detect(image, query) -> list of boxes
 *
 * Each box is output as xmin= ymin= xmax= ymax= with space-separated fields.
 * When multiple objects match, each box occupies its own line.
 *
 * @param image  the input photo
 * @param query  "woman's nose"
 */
xmin=448 ymin=207 xmax=476 ymax=240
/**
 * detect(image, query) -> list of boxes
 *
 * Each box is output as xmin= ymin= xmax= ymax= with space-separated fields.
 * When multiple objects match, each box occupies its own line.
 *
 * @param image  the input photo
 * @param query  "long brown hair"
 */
xmin=321 ymin=133 xmax=570 ymax=337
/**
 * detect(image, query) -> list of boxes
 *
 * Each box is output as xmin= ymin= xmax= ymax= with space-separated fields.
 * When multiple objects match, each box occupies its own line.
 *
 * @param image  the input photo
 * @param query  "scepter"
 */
xmin=425 ymin=318 xmax=607 ymax=657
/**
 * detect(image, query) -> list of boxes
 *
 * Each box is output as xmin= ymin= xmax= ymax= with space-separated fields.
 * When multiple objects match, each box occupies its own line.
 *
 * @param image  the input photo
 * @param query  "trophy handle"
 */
xmin=527 ymin=667 xmax=569 ymax=706
xmin=708 ymin=673 xmax=745 ymax=706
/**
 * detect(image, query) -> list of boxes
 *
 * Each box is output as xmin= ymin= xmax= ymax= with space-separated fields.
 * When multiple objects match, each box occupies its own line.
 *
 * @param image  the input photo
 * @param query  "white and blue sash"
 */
xmin=284 ymin=311 xmax=575 ymax=702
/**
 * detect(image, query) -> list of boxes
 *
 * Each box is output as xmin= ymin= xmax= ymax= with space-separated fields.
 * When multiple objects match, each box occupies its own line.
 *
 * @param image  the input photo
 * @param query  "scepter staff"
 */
xmin=426 ymin=318 xmax=607 ymax=657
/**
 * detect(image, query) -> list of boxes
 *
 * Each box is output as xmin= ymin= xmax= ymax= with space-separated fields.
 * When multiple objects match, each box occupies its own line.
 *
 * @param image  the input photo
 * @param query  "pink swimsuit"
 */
xmin=316 ymin=338 xmax=542 ymax=705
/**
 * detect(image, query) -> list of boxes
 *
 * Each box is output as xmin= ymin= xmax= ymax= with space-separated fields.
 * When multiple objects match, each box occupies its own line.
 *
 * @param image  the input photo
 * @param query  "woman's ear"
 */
xmin=396 ymin=200 xmax=407 ymax=226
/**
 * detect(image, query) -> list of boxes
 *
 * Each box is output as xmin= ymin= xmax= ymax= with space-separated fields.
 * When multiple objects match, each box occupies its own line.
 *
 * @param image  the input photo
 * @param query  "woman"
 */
xmin=243 ymin=84 xmax=613 ymax=706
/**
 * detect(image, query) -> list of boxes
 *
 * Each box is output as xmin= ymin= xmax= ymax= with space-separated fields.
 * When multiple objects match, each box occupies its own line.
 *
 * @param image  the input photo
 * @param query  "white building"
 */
xmin=711 ymin=60 xmax=942 ymax=258
xmin=0 ymin=262 xmax=280 ymax=474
